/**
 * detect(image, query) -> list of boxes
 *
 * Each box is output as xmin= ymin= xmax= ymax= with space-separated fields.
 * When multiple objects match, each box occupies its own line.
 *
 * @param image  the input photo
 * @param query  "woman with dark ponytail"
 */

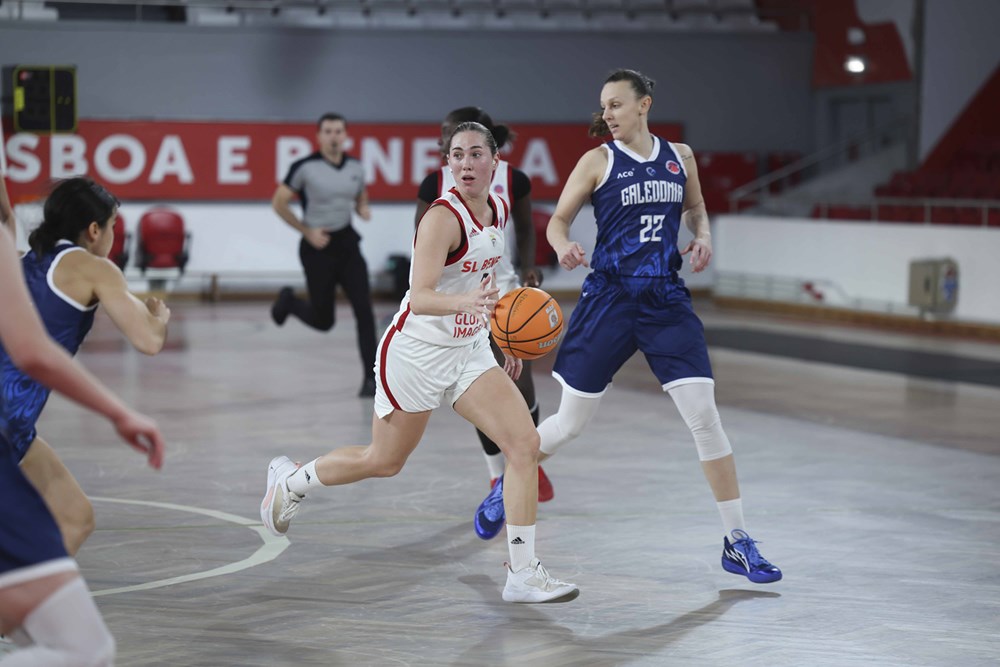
xmin=416 ymin=108 xmax=554 ymax=535
xmin=0 ymin=177 xmax=171 ymax=560
xmin=0 ymin=196 xmax=164 ymax=665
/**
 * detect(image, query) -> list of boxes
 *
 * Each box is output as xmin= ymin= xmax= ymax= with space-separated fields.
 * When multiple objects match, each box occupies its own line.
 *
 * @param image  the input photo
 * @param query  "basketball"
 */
xmin=490 ymin=287 xmax=564 ymax=360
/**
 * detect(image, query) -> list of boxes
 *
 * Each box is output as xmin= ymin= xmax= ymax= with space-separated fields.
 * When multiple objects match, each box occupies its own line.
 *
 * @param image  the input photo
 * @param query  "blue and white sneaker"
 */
xmin=474 ymin=474 xmax=505 ymax=540
xmin=721 ymin=529 xmax=782 ymax=583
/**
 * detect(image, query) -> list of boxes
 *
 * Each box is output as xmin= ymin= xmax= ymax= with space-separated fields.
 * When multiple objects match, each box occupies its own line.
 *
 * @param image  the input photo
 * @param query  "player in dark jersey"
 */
xmin=476 ymin=69 xmax=781 ymax=584
xmin=0 ymin=178 xmax=171 ymax=561
xmin=270 ymin=113 xmax=379 ymax=398
xmin=0 ymin=182 xmax=164 ymax=663
xmin=416 ymin=108 xmax=554 ymax=528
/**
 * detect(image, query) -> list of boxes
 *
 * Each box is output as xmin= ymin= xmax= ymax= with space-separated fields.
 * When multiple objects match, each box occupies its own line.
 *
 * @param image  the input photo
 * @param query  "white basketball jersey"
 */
xmin=439 ymin=160 xmax=519 ymax=293
xmin=390 ymin=188 xmax=509 ymax=347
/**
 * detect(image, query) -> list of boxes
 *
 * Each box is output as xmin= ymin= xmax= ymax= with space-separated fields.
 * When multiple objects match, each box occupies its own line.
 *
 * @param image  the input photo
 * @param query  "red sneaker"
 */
xmin=537 ymin=465 xmax=554 ymax=503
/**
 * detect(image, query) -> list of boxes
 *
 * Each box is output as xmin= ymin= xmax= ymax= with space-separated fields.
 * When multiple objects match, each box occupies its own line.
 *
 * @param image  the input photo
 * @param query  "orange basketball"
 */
xmin=490 ymin=287 xmax=564 ymax=360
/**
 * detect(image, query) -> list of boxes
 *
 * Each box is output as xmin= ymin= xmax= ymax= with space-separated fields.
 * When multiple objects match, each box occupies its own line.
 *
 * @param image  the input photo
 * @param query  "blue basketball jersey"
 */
xmin=590 ymin=136 xmax=687 ymax=278
xmin=0 ymin=242 xmax=97 ymax=459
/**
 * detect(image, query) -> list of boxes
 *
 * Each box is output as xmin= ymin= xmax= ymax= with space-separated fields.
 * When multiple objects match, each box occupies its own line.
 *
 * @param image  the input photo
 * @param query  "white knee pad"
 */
xmin=538 ymin=391 xmax=601 ymax=457
xmin=668 ymin=381 xmax=733 ymax=461
xmin=16 ymin=576 xmax=115 ymax=667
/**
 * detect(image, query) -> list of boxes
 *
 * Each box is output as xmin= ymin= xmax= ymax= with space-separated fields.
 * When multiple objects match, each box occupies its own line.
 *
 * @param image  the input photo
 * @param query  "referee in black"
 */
xmin=270 ymin=112 xmax=377 ymax=397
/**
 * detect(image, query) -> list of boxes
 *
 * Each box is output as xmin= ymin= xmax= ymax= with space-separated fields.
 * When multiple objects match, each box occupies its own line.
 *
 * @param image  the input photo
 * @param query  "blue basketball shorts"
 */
xmin=552 ymin=271 xmax=714 ymax=395
xmin=0 ymin=435 xmax=73 ymax=587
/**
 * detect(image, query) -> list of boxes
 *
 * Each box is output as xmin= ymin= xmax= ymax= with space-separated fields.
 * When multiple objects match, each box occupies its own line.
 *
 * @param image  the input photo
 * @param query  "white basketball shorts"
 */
xmin=374 ymin=329 xmax=499 ymax=418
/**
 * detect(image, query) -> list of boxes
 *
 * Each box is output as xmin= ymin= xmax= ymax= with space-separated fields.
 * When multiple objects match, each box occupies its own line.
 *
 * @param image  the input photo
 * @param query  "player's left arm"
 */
xmin=677 ymin=143 xmax=712 ymax=273
xmin=510 ymin=194 xmax=541 ymax=288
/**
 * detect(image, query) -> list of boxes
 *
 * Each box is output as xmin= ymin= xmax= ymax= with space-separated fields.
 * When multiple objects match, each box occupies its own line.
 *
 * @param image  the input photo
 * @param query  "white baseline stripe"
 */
xmin=89 ymin=496 xmax=289 ymax=598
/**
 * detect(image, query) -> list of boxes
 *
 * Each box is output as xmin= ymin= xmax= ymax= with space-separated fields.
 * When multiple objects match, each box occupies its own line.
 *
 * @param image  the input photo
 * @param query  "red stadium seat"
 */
xmin=109 ymin=213 xmax=130 ymax=270
xmin=136 ymin=207 xmax=190 ymax=275
xmin=696 ymin=152 xmax=759 ymax=213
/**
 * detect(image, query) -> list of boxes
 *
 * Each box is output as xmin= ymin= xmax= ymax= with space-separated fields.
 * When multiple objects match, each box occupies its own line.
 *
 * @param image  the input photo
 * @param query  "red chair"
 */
xmin=108 ymin=213 xmax=130 ymax=270
xmin=136 ymin=207 xmax=190 ymax=275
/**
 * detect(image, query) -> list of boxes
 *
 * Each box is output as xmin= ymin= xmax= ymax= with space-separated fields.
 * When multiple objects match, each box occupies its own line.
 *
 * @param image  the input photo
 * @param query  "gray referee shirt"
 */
xmin=283 ymin=152 xmax=365 ymax=232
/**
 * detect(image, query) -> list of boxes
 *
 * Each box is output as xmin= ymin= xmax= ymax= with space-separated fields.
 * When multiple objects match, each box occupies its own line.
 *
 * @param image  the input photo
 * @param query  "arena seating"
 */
xmin=136 ymin=207 xmax=190 ymax=275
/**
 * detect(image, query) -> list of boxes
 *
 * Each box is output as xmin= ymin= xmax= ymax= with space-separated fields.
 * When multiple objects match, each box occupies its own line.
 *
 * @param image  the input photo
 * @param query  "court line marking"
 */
xmin=88 ymin=496 xmax=289 ymax=598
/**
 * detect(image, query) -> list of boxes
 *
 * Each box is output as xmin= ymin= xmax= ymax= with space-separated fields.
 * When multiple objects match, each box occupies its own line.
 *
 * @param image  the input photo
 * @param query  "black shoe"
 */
xmin=358 ymin=376 xmax=376 ymax=398
xmin=271 ymin=287 xmax=294 ymax=326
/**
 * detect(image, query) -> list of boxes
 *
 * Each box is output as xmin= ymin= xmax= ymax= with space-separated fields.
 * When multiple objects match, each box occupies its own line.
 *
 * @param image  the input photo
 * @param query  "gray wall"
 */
xmin=919 ymin=0 xmax=1000 ymax=159
xmin=0 ymin=22 xmax=815 ymax=152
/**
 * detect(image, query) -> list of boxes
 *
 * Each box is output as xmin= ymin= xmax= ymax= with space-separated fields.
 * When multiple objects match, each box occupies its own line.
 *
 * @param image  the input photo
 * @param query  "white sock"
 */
xmin=286 ymin=459 xmax=320 ymax=497
xmin=717 ymin=498 xmax=745 ymax=540
xmin=5 ymin=576 xmax=115 ymax=666
xmin=506 ymin=524 xmax=535 ymax=572
xmin=483 ymin=452 xmax=505 ymax=481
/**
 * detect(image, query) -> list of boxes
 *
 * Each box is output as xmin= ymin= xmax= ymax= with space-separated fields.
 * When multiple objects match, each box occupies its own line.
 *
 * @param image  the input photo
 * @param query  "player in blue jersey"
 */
xmin=0 ymin=177 xmax=171 ymax=560
xmin=0 ymin=204 xmax=165 ymax=664
xmin=475 ymin=69 xmax=781 ymax=584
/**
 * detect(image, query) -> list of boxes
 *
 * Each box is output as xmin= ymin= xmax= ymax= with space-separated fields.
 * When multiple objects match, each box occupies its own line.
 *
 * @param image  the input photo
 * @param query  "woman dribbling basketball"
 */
xmin=261 ymin=122 xmax=578 ymax=603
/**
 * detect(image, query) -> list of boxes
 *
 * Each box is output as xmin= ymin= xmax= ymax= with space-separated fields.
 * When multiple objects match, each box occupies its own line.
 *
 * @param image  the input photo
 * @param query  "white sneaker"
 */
xmin=502 ymin=558 xmax=579 ymax=603
xmin=260 ymin=456 xmax=303 ymax=536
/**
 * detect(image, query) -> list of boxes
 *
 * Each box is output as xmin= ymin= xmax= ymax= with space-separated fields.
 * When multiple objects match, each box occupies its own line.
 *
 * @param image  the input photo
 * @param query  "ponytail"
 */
xmin=28 ymin=178 xmax=119 ymax=255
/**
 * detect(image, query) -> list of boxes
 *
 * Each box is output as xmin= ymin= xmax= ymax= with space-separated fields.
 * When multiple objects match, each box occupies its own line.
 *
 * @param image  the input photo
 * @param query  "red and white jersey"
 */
xmin=390 ymin=188 xmax=508 ymax=347
xmin=439 ymin=160 xmax=519 ymax=294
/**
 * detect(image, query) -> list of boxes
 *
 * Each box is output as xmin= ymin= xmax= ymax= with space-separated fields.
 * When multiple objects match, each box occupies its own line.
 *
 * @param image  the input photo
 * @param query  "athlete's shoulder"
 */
xmin=580 ymin=144 xmax=610 ymax=165
xmin=59 ymin=247 xmax=118 ymax=281
xmin=670 ymin=142 xmax=695 ymax=159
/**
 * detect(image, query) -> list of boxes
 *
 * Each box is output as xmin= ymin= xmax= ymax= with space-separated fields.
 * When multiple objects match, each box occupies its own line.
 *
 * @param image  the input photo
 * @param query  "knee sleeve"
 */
xmin=668 ymin=382 xmax=733 ymax=461
xmin=538 ymin=391 xmax=600 ymax=457
xmin=17 ymin=576 xmax=115 ymax=667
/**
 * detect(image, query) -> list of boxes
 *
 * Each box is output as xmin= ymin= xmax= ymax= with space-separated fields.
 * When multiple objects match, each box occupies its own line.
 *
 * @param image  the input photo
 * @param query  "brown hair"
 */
xmin=588 ymin=69 xmax=656 ymax=138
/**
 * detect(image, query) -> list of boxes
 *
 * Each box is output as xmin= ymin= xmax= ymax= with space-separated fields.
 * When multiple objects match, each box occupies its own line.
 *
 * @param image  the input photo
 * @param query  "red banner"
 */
xmin=1 ymin=119 xmax=682 ymax=203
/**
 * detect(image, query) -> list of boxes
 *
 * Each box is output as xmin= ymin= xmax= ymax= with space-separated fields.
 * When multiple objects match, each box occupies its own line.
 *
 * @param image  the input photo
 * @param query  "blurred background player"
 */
xmin=0 ymin=185 xmax=165 ymax=665
xmin=475 ymin=69 xmax=782 ymax=584
xmin=416 ymin=107 xmax=554 ymax=522
xmin=0 ymin=177 xmax=170 ymax=558
xmin=270 ymin=112 xmax=378 ymax=397
xmin=261 ymin=122 xmax=577 ymax=603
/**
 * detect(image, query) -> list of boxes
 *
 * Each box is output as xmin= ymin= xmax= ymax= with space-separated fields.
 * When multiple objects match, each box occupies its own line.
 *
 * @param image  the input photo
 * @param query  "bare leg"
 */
xmin=19 ymin=437 xmax=95 ymax=555
xmin=701 ymin=455 xmax=740 ymax=502
xmin=454 ymin=367 xmax=538 ymax=526
xmin=313 ymin=410 xmax=432 ymax=486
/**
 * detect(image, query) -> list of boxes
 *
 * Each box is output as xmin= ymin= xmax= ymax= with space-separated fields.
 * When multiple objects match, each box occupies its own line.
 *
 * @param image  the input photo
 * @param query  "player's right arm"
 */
xmin=547 ymin=147 xmax=606 ymax=270
xmin=409 ymin=205 xmax=498 ymax=320
xmin=0 ymin=231 xmax=164 ymax=468
xmin=272 ymin=184 xmax=328 ymax=249
xmin=81 ymin=256 xmax=171 ymax=355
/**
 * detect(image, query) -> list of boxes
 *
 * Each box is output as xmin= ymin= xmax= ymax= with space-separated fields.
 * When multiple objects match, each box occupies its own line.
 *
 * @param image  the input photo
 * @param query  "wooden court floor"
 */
xmin=4 ymin=298 xmax=998 ymax=666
